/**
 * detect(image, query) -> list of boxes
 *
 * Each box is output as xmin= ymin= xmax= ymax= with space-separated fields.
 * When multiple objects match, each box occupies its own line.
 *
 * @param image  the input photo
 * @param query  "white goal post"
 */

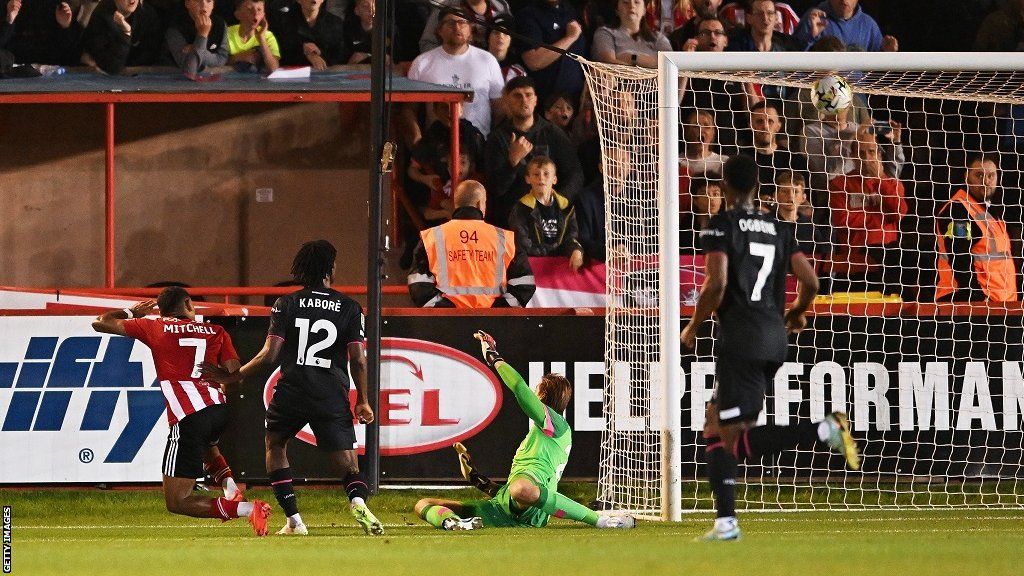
xmin=584 ymin=52 xmax=1024 ymax=521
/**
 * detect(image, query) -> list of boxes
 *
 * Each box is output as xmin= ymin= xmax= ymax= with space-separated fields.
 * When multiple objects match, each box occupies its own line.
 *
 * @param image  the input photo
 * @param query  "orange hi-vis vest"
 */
xmin=936 ymin=189 xmax=1018 ymax=302
xmin=421 ymin=218 xmax=516 ymax=308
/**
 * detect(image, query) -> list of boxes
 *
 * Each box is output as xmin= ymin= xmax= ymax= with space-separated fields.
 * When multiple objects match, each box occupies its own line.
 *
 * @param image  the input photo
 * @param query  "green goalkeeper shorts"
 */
xmin=463 ymin=478 xmax=549 ymax=528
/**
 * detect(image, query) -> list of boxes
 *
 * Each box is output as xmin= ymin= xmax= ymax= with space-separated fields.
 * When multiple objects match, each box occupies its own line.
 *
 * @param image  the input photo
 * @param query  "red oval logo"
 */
xmin=263 ymin=337 xmax=502 ymax=455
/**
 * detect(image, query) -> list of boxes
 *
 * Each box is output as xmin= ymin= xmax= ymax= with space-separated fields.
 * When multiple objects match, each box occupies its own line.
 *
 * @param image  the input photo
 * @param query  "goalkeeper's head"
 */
xmin=537 ymin=373 xmax=572 ymax=413
xmin=722 ymin=154 xmax=759 ymax=208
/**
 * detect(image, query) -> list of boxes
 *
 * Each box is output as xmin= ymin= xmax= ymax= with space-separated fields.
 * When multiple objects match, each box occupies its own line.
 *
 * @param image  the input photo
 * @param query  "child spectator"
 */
xmin=227 ymin=0 xmax=279 ymax=72
xmin=774 ymin=170 xmax=827 ymax=258
xmin=343 ymin=0 xmax=374 ymax=64
xmin=509 ymin=156 xmax=584 ymax=272
xmin=167 ymin=0 xmax=229 ymax=76
xmin=80 ymin=0 xmax=162 ymax=74
xmin=543 ymin=92 xmax=575 ymax=134
xmin=680 ymin=177 xmax=722 ymax=253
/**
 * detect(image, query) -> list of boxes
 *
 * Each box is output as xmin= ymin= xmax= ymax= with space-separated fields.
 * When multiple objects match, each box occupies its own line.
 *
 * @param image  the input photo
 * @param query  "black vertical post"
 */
xmin=365 ymin=0 xmax=390 ymax=493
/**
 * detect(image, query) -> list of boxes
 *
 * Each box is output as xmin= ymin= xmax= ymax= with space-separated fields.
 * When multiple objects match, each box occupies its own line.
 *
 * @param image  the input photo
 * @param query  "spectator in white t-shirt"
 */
xmin=681 ymin=108 xmax=728 ymax=177
xmin=408 ymin=8 xmax=505 ymax=136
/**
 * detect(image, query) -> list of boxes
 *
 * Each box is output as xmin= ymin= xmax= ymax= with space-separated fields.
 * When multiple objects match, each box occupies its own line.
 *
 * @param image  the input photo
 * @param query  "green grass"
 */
xmin=3 ymin=487 xmax=1024 ymax=576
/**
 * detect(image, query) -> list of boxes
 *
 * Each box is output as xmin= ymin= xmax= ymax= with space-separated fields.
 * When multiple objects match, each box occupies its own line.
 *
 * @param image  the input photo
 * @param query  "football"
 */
xmin=810 ymin=74 xmax=854 ymax=115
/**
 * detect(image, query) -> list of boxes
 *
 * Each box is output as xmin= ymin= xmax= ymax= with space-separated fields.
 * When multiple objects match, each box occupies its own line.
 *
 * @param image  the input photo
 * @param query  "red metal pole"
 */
xmin=105 ymin=103 xmax=115 ymax=288
xmin=450 ymin=100 xmax=461 ymax=188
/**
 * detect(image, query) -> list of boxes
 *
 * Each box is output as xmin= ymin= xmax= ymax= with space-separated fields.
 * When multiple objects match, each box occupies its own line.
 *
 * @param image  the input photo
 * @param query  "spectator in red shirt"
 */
xmin=829 ymin=128 xmax=908 ymax=295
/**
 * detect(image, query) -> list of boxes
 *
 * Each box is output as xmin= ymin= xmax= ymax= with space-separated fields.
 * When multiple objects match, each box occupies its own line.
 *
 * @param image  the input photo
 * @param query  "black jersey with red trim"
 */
xmin=699 ymin=206 xmax=800 ymax=361
xmin=268 ymin=287 xmax=364 ymax=414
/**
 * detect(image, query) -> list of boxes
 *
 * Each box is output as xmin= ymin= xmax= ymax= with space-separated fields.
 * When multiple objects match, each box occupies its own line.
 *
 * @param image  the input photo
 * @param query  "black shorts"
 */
xmin=163 ymin=403 xmax=229 ymax=479
xmin=714 ymin=355 xmax=782 ymax=425
xmin=265 ymin=395 xmax=356 ymax=452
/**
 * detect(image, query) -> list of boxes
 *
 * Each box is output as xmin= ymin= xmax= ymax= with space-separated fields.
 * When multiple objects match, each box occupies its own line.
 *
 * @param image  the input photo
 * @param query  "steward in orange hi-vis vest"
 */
xmin=935 ymin=188 xmax=1018 ymax=302
xmin=408 ymin=181 xmax=536 ymax=308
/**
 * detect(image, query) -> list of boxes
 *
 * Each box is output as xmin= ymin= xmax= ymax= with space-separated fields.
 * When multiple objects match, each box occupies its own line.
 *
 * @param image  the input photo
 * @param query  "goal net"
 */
xmin=583 ymin=52 xmax=1024 ymax=519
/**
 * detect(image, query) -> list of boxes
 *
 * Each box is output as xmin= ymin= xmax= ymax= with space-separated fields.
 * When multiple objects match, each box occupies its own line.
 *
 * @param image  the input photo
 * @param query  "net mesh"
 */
xmin=581 ymin=58 xmax=1024 ymax=515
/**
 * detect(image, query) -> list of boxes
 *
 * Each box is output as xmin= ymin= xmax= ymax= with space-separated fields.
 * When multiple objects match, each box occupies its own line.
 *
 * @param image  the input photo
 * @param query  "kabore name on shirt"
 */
xmin=162 ymin=323 xmax=216 ymax=334
xmin=738 ymin=219 xmax=778 ymax=235
xmin=300 ymin=298 xmax=342 ymax=311
xmin=447 ymin=248 xmax=495 ymax=263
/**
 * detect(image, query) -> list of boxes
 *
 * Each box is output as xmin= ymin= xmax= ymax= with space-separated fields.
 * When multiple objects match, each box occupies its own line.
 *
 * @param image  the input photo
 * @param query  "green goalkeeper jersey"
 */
xmin=496 ymin=362 xmax=572 ymax=493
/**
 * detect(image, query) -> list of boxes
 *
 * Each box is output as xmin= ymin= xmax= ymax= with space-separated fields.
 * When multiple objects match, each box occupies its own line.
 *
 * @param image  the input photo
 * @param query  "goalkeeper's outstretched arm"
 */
xmin=475 ymin=331 xmax=565 ymax=434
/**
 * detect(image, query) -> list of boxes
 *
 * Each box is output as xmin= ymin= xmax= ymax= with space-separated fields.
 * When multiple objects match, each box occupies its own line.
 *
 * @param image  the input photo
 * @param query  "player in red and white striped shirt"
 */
xmin=92 ymin=286 xmax=271 ymax=536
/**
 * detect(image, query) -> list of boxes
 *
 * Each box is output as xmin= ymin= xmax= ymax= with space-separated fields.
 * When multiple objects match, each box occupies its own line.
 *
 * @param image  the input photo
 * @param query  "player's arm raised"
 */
xmin=681 ymin=251 xmax=728 ymax=349
xmin=474 ymin=331 xmax=555 ymax=430
xmin=91 ymin=300 xmax=157 ymax=336
xmin=784 ymin=252 xmax=819 ymax=333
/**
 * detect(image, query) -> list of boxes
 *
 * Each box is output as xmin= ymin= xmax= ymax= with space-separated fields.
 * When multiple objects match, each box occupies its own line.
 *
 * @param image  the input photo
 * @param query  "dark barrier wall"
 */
xmin=1 ymin=312 xmax=1021 ymax=483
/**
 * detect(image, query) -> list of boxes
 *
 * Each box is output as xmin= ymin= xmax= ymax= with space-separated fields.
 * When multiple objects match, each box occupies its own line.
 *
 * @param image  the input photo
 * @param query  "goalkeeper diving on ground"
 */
xmin=413 ymin=331 xmax=635 ymax=530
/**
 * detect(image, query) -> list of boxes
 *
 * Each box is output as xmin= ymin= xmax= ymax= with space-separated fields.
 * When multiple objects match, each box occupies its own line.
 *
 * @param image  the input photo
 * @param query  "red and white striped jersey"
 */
xmin=720 ymin=2 xmax=801 ymax=35
xmin=123 ymin=317 xmax=239 ymax=426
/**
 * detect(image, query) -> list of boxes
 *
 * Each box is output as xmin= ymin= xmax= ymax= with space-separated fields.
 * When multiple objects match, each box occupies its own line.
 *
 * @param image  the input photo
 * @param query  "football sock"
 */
xmin=269 ymin=467 xmax=300 ymax=517
xmin=342 ymin=471 xmax=370 ymax=504
xmin=705 ymin=436 xmax=737 ymax=519
xmin=204 ymin=455 xmax=238 ymax=498
xmin=536 ymin=484 xmax=599 ymax=526
xmin=287 ymin=513 xmax=304 ymax=528
xmin=211 ymin=496 xmax=240 ymax=520
xmin=421 ymin=505 xmax=458 ymax=529
xmin=237 ymin=501 xmax=254 ymax=517
xmin=732 ymin=422 xmax=819 ymax=461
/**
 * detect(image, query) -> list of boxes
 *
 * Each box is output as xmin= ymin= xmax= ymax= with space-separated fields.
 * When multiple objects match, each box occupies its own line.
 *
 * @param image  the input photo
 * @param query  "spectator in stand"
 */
xmin=728 ymin=0 xmax=796 ymax=52
xmin=829 ymin=129 xmax=908 ymax=295
xmin=343 ymin=0 xmax=373 ymax=63
xmin=744 ymin=100 xmax=807 ymax=197
xmin=775 ymin=170 xmax=827 ymax=258
xmin=575 ymin=146 xmax=636 ymax=263
xmin=592 ymin=0 xmax=671 ymax=68
xmin=682 ymin=109 xmax=728 ymax=178
xmin=487 ymin=13 xmax=526 ymax=82
xmin=680 ymin=17 xmax=750 ymax=152
xmin=0 ymin=0 xmax=83 ymax=65
xmin=167 ymin=0 xmax=229 ymax=76
xmin=485 ymin=75 xmax=583 ymax=226
xmin=271 ymin=0 xmax=347 ymax=70
xmin=419 ymin=0 xmax=512 ymax=53
xmin=935 ymin=155 xmax=1020 ymax=302
xmin=408 ymin=180 xmax=535 ymax=308
xmin=974 ymin=0 xmax=1024 ymax=51
xmin=679 ymin=177 xmax=722 ymax=252
xmin=408 ymin=8 xmax=505 ymax=137
xmin=647 ymin=0 xmax=695 ymax=36
xmin=509 ymin=156 xmax=585 ymax=272
xmin=669 ymin=0 xmax=721 ymax=49
xmin=407 ymin=101 xmax=486 ymax=218
xmin=80 ymin=0 xmax=162 ymax=74
xmin=393 ymin=0 xmax=430 ymax=62
xmin=543 ymin=91 xmax=575 ymax=135
xmin=515 ymin=0 xmax=587 ymax=104
xmin=720 ymin=0 xmax=799 ymax=35
xmin=803 ymin=104 xmax=904 ymax=195
xmin=226 ymin=0 xmax=279 ymax=72
xmin=793 ymin=0 xmax=898 ymax=52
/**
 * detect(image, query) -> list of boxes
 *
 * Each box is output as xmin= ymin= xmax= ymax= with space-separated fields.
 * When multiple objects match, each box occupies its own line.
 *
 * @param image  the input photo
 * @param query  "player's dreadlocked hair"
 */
xmin=291 ymin=240 xmax=337 ymax=287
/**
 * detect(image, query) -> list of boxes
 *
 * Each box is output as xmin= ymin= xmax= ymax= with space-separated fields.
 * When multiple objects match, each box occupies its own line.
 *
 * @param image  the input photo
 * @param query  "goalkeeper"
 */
xmin=413 ymin=331 xmax=634 ymax=531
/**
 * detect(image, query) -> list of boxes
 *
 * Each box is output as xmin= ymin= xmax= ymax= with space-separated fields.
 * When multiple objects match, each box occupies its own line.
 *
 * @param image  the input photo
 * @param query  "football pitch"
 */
xmin=4 ymin=486 xmax=1023 ymax=576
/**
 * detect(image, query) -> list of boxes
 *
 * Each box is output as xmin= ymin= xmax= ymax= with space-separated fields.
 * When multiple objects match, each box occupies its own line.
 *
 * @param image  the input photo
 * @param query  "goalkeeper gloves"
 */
xmin=474 ymin=330 xmax=503 ymax=367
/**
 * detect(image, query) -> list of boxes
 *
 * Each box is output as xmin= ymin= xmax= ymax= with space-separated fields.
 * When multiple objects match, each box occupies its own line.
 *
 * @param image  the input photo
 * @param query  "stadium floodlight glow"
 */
xmin=581 ymin=51 xmax=1024 ymax=521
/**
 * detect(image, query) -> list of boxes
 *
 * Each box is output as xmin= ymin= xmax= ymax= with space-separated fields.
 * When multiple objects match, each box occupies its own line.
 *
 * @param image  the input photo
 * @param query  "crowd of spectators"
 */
xmin=0 ymin=0 xmax=1020 ymax=304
